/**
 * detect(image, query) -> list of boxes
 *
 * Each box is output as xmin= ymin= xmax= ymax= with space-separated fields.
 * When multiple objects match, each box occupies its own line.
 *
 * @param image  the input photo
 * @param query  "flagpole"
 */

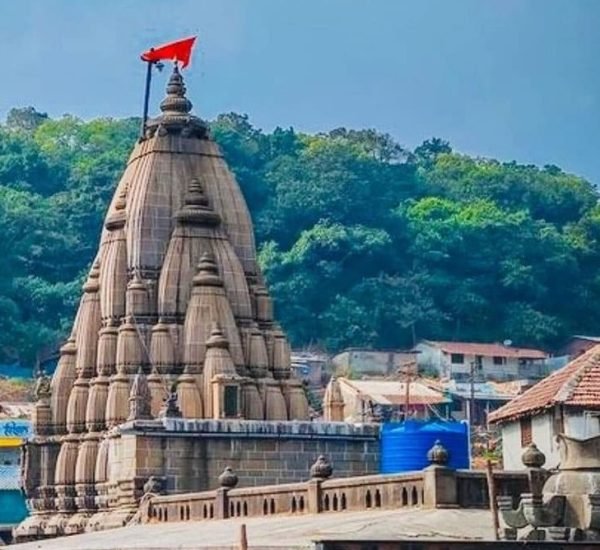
xmin=140 ymin=60 xmax=153 ymax=138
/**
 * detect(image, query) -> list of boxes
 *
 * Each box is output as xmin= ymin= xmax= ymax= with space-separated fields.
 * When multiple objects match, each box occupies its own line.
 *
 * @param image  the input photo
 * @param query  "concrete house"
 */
xmin=488 ymin=345 xmax=600 ymax=470
xmin=440 ymin=380 xmax=522 ymax=426
xmin=290 ymin=351 xmax=328 ymax=387
xmin=415 ymin=340 xmax=548 ymax=382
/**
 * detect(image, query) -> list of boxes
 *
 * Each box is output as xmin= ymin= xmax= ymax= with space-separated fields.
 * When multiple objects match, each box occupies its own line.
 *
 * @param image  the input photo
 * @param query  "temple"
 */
xmin=15 ymin=66 xmax=384 ymax=541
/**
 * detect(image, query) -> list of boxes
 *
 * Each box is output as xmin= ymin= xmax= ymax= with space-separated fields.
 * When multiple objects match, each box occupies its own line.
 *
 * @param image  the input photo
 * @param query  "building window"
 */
xmin=224 ymin=386 xmax=238 ymax=418
xmin=451 ymin=353 xmax=464 ymax=364
xmin=475 ymin=355 xmax=483 ymax=370
xmin=493 ymin=356 xmax=505 ymax=366
xmin=553 ymin=408 xmax=565 ymax=436
xmin=520 ymin=416 xmax=532 ymax=447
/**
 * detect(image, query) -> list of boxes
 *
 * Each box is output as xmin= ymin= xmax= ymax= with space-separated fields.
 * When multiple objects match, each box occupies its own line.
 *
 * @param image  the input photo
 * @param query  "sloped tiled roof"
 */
xmin=423 ymin=341 xmax=547 ymax=360
xmin=339 ymin=378 xmax=450 ymax=406
xmin=488 ymin=345 xmax=600 ymax=424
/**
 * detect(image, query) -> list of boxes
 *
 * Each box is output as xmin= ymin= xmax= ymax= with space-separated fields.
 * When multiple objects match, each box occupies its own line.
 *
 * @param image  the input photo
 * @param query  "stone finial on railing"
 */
xmin=521 ymin=443 xmax=548 ymax=498
xmin=522 ymin=443 xmax=545 ymax=469
xmin=423 ymin=440 xmax=457 ymax=508
xmin=427 ymin=440 xmax=449 ymax=466
xmin=218 ymin=467 xmax=238 ymax=489
xmin=310 ymin=455 xmax=333 ymax=479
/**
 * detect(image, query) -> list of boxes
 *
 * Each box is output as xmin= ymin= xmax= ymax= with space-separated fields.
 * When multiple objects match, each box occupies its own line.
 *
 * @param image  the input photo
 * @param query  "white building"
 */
xmin=488 ymin=345 xmax=600 ymax=470
xmin=415 ymin=340 xmax=548 ymax=382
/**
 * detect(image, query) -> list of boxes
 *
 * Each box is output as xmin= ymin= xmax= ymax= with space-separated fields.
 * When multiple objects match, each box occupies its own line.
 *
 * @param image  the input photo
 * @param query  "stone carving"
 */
xmin=499 ymin=435 xmax=600 ymax=542
xmin=159 ymin=391 xmax=183 ymax=419
xmin=128 ymin=368 xmax=152 ymax=421
xmin=34 ymin=367 xmax=51 ymax=400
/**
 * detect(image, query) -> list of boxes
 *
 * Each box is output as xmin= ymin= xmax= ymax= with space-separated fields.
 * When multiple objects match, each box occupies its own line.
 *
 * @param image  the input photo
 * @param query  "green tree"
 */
xmin=5 ymin=107 xmax=48 ymax=132
xmin=0 ymin=108 xmax=599 ymax=365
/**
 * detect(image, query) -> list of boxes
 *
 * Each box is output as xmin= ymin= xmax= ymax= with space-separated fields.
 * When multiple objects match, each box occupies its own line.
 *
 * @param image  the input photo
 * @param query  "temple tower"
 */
xmin=16 ymin=65 xmax=309 ymax=540
xmin=323 ymin=376 xmax=345 ymax=422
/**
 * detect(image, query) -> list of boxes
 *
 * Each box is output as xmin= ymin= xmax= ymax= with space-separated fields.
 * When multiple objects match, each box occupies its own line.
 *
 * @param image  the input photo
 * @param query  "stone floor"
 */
xmin=11 ymin=508 xmax=496 ymax=549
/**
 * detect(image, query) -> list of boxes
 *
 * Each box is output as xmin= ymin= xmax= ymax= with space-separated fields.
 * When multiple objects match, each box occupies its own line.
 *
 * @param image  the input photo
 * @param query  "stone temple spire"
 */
xmin=323 ymin=376 xmax=345 ymax=422
xmin=159 ymin=64 xmax=192 ymax=116
xmin=145 ymin=64 xmax=205 ymax=139
xmin=16 ymin=58 xmax=307 ymax=541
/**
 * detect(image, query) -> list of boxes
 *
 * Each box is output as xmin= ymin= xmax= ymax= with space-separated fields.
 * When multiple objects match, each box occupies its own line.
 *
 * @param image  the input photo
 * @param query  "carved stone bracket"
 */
xmin=521 ymin=493 xmax=565 ymax=529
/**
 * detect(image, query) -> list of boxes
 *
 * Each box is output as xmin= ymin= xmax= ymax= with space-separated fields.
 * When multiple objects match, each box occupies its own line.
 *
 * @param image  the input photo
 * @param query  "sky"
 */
xmin=0 ymin=0 xmax=599 ymax=183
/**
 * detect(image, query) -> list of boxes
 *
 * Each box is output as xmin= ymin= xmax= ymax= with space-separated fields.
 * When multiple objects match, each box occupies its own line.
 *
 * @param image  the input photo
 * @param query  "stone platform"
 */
xmin=11 ymin=508 xmax=496 ymax=549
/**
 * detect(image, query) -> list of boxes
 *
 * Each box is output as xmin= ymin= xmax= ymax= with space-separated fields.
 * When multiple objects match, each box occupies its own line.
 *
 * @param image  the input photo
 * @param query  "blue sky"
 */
xmin=1 ymin=0 xmax=599 ymax=183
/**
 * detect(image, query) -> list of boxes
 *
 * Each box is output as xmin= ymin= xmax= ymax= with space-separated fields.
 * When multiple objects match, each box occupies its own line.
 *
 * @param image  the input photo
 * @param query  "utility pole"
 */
xmin=468 ymin=360 xmax=475 ymax=426
xmin=398 ymin=362 xmax=417 ymax=420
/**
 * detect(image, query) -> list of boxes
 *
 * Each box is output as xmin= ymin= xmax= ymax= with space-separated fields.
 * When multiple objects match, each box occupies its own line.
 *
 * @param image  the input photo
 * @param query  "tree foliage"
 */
xmin=0 ymin=106 xmax=598 ymax=366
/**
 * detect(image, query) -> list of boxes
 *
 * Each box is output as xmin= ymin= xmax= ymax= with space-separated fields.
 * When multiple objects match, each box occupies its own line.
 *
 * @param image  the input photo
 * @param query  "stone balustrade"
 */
xmin=140 ymin=449 xmax=529 ymax=525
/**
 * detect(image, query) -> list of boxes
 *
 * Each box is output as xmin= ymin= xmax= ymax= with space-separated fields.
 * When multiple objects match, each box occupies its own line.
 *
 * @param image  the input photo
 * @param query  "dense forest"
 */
xmin=1 ymin=106 xmax=599 ymax=367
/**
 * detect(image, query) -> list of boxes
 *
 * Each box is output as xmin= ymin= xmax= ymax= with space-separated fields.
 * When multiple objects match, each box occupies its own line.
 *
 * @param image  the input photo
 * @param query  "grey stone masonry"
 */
xmin=118 ymin=419 xmax=380 ymax=494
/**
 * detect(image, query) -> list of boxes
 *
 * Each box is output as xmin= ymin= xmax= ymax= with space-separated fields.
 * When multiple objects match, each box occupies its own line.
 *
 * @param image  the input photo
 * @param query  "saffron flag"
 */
xmin=141 ymin=36 xmax=197 ymax=68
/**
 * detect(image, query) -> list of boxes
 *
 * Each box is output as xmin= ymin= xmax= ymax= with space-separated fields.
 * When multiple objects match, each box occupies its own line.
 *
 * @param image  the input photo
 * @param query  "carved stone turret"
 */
xmin=32 ymin=367 xmax=52 ymax=436
xmin=128 ymin=369 xmax=152 ymax=421
xmin=204 ymin=324 xmax=243 ymax=419
xmin=323 ymin=376 xmax=345 ymax=422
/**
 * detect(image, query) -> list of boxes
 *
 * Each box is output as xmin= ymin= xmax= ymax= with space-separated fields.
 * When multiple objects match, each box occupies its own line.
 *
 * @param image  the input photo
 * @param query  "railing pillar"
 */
xmin=308 ymin=455 xmax=333 ymax=514
xmin=307 ymin=479 xmax=322 ymax=514
xmin=215 ymin=488 xmax=229 ymax=519
xmin=423 ymin=465 xmax=458 ymax=508
xmin=423 ymin=440 xmax=457 ymax=508
xmin=215 ymin=466 xmax=238 ymax=519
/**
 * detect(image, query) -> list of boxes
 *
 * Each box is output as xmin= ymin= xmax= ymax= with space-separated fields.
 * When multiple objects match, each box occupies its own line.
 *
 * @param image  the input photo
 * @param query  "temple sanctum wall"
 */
xmin=114 ymin=420 xmax=379 ymax=495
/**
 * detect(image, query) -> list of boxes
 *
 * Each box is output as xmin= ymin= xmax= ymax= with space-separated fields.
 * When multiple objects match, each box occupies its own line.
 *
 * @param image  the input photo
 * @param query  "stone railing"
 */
xmin=319 ymin=472 xmax=425 ymax=512
xmin=456 ymin=469 xmax=529 ymax=509
xmin=140 ymin=445 xmax=529 ymax=525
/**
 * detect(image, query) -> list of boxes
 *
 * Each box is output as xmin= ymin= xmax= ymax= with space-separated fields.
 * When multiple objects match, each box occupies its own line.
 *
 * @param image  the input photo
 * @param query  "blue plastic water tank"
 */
xmin=380 ymin=420 xmax=469 ymax=473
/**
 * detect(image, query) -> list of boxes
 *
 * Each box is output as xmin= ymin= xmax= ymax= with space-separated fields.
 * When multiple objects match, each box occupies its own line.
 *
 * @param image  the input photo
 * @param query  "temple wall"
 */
xmin=114 ymin=420 xmax=380 ymax=494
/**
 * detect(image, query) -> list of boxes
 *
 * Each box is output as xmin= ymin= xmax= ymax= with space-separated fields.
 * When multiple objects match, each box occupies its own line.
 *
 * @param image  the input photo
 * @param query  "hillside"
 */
xmin=1 ymin=107 xmax=599 ymax=368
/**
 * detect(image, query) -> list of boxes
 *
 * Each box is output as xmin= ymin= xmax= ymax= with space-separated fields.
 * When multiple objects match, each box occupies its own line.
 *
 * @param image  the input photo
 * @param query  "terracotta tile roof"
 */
xmin=423 ymin=340 xmax=547 ymax=360
xmin=488 ymin=345 xmax=600 ymax=424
